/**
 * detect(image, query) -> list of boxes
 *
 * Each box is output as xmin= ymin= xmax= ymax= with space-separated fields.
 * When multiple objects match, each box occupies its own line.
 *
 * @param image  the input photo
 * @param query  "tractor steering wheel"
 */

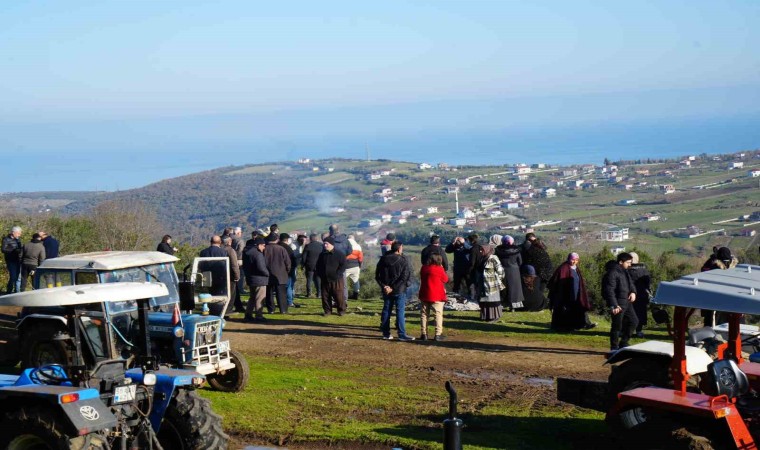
xmin=29 ymin=364 xmax=72 ymax=386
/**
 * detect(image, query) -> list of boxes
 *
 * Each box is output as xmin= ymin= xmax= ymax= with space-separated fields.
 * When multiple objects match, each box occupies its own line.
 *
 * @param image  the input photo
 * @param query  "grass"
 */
xmin=201 ymin=297 xmax=673 ymax=449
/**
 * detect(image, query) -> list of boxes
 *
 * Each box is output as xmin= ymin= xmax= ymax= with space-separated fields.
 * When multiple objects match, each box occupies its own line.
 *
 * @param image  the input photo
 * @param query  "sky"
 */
xmin=1 ymin=1 xmax=759 ymax=192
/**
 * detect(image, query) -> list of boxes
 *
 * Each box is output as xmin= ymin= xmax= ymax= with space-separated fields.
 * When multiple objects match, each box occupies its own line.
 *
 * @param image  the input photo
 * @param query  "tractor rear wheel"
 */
xmin=157 ymin=389 xmax=229 ymax=450
xmin=21 ymin=324 xmax=72 ymax=369
xmin=206 ymin=349 xmax=249 ymax=392
xmin=608 ymin=359 xmax=671 ymax=433
xmin=0 ymin=406 xmax=107 ymax=450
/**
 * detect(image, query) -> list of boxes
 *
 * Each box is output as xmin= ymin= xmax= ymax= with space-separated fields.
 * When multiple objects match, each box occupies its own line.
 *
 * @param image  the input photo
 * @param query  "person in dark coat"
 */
xmin=494 ymin=235 xmax=525 ymax=310
xmin=700 ymin=246 xmax=739 ymax=326
xmin=627 ymin=252 xmax=651 ymax=338
xmin=2 ymin=226 xmax=23 ymax=294
xmin=315 ymin=237 xmax=346 ymax=316
xmin=278 ymin=233 xmax=298 ymax=308
xmin=157 ymin=234 xmax=177 ymax=255
xmin=445 ymin=236 xmax=470 ymax=296
xmin=517 ymin=265 xmax=548 ymax=311
xmin=264 ymin=232 xmax=291 ymax=314
xmin=39 ymin=231 xmax=59 ymax=259
xmin=20 ymin=233 xmax=46 ymax=292
xmin=521 ymin=234 xmax=553 ymax=285
xmin=301 ymin=234 xmax=323 ymax=298
xmin=200 ymin=236 xmax=227 ymax=258
xmin=376 ymin=241 xmax=414 ymax=341
xmin=466 ymin=234 xmax=486 ymax=299
xmin=328 ymin=224 xmax=351 ymax=260
xmin=603 ymin=252 xmax=638 ymax=350
xmin=420 ymin=235 xmax=448 ymax=273
xmin=548 ymin=252 xmax=594 ymax=331
xmin=242 ymin=238 xmax=269 ymax=322
xmin=221 ymin=236 xmax=241 ymax=317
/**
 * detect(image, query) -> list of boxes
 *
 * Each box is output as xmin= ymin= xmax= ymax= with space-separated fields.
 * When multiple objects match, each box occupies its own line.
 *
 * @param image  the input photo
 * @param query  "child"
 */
xmin=419 ymin=253 xmax=449 ymax=341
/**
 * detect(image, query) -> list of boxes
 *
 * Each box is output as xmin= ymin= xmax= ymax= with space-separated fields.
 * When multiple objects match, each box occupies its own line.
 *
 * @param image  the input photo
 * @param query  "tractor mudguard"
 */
xmin=605 ymin=340 xmax=713 ymax=375
xmin=126 ymin=367 xmax=203 ymax=431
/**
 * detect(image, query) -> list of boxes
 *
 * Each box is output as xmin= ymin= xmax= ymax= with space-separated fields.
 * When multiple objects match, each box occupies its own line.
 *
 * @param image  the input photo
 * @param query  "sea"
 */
xmin=10 ymin=113 xmax=760 ymax=193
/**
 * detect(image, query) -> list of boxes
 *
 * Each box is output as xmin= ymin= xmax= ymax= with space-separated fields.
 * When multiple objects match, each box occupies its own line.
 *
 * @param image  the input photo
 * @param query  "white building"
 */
xmin=426 ymin=206 xmax=439 ymax=214
xmin=449 ymin=218 xmax=467 ymax=226
xmin=542 ymin=188 xmax=556 ymax=198
xmin=419 ymin=163 xmax=432 ymax=170
xmin=600 ymin=228 xmax=629 ymax=242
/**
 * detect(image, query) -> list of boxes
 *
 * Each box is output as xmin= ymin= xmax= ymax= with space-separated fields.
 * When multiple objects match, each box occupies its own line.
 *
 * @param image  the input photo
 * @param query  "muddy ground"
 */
xmin=220 ymin=312 xmax=612 ymax=450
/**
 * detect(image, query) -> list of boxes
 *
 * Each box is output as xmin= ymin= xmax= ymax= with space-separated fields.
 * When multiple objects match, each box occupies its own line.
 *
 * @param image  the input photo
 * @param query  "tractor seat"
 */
xmin=688 ymin=326 xmax=718 ymax=346
xmin=702 ymin=359 xmax=749 ymax=399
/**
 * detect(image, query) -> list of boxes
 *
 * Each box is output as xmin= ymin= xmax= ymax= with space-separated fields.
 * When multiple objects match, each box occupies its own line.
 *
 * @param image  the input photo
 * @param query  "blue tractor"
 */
xmin=0 ymin=282 xmax=228 ymax=449
xmin=23 ymin=251 xmax=248 ymax=392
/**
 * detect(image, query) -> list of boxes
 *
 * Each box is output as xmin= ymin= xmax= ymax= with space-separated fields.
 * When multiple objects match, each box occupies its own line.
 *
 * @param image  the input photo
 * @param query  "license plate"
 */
xmin=114 ymin=384 xmax=136 ymax=404
xmin=218 ymin=340 xmax=230 ymax=353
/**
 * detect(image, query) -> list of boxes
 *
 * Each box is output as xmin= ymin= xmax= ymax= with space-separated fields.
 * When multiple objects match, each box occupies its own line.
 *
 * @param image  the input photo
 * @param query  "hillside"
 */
xmin=2 ymin=153 xmax=759 ymax=259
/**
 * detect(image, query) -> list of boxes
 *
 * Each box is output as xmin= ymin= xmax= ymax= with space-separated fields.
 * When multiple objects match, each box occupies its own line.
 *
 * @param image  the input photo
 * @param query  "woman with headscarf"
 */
xmin=517 ymin=265 xmax=548 ymax=311
xmin=495 ymin=235 xmax=525 ymax=310
xmin=548 ymin=252 xmax=593 ymax=331
xmin=477 ymin=238 xmax=505 ymax=322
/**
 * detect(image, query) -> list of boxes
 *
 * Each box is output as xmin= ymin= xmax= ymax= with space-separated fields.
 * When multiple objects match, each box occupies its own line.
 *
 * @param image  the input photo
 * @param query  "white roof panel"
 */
xmin=654 ymin=265 xmax=760 ymax=313
xmin=0 ymin=282 xmax=168 ymax=307
xmin=38 ymin=251 xmax=179 ymax=270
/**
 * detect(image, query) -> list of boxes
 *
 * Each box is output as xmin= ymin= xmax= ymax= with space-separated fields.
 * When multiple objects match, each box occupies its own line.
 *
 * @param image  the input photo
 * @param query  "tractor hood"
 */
xmin=606 ymin=340 xmax=714 ymax=375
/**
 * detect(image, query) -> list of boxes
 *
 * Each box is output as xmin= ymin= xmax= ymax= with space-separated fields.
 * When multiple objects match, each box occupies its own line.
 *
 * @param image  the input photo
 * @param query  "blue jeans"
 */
xmin=381 ymin=292 xmax=409 ymax=338
xmin=286 ymin=273 xmax=296 ymax=306
xmin=5 ymin=260 xmax=20 ymax=294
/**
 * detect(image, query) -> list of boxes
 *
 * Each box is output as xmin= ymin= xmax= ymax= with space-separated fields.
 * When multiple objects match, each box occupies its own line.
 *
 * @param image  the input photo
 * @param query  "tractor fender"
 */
xmin=0 ymin=386 xmax=118 ymax=434
xmin=17 ymin=314 xmax=68 ymax=332
xmin=605 ymin=340 xmax=713 ymax=375
xmin=126 ymin=367 xmax=203 ymax=431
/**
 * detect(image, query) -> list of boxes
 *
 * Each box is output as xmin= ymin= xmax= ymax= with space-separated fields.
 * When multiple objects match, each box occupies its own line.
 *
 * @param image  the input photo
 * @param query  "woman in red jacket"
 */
xmin=419 ymin=253 xmax=449 ymax=341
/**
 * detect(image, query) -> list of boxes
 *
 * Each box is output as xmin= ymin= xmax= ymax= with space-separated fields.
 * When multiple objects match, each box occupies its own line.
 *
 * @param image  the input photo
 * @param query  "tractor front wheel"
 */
xmin=0 ymin=406 xmax=107 ymax=450
xmin=206 ymin=349 xmax=249 ymax=392
xmin=157 ymin=389 xmax=229 ymax=450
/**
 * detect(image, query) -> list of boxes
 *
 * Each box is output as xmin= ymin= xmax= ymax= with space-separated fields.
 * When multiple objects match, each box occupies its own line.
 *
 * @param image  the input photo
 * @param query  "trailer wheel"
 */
xmin=157 ymin=389 xmax=229 ymax=450
xmin=0 ymin=406 xmax=107 ymax=450
xmin=206 ymin=349 xmax=249 ymax=392
xmin=21 ymin=324 xmax=72 ymax=369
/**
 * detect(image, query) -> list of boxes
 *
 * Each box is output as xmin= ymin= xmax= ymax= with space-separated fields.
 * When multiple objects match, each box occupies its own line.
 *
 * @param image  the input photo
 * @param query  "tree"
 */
xmin=90 ymin=200 xmax=162 ymax=251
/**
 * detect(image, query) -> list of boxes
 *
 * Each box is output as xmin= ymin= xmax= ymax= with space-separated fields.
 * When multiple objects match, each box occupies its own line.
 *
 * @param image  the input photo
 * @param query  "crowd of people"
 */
xmin=2 ymin=226 xmax=59 ymax=294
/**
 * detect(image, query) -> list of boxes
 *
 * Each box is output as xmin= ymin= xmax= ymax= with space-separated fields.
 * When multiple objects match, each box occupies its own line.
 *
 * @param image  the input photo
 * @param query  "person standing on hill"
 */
xmin=344 ymin=235 xmax=363 ymax=300
xmin=264 ymin=232 xmax=291 ymax=314
xmin=548 ymin=252 xmax=594 ymax=331
xmin=20 ymin=232 xmax=46 ymax=292
xmin=301 ymin=234 xmax=323 ymax=298
xmin=39 ymin=231 xmax=59 ymax=259
xmin=421 ymin=235 xmax=448 ymax=273
xmin=376 ymin=241 xmax=415 ymax=341
xmin=2 ymin=226 xmax=23 ymax=294
xmin=700 ymin=246 xmax=739 ymax=326
xmin=419 ymin=253 xmax=449 ymax=341
xmin=627 ymin=252 xmax=651 ymax=338
xmin=316 ymin=237 xmax=346 ymax=316
xmin=603 ymin=252 xmax=637 ymax=351
xmin=242 ymin=238 xmax=269 ymax=323
xmin=445 ymin=236 xmax=470 ymax=297
xmin=380 ymin=232 xmax=396 ymax=256
xmin=157 ymin=234 xmax=177 ymax=255
xmin=477 ymin=239 xmax=505 ymax=322
xmin=221 ymin=236 xmax=241 ymax=317
xmin=278 ymin=233 xmax=299 ymax=309
xmin=521 ymin=233 xmax=553 ymax=285
xmin=495 ymin=235 xmax=525 ymax=310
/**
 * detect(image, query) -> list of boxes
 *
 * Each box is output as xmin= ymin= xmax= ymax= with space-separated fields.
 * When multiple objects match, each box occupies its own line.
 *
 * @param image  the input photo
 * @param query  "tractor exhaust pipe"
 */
xmin=443 ymin=381 xmax=463 ymax=450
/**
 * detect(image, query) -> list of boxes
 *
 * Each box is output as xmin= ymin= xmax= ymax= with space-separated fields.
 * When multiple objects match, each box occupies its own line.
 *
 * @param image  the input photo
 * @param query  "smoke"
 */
xmin=313 ymin=189 xmax=339 ymax=214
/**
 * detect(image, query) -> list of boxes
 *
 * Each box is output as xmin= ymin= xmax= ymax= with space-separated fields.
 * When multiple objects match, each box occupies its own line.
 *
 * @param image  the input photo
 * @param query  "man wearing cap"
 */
xmin=264 ymin=232 xmax=291 ymax=314
xmin=242 ymin=238 xmax=269 ymax=323
xmin=603 ymin=252 xmax=638 ymax=351
xmin=316 ymin=236 xmax=346 ymax=316
xmin=380 ymin=232 xmax=396 ymax=256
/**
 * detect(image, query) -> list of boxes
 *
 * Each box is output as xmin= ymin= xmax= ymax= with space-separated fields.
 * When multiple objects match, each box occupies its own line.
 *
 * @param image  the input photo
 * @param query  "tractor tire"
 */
xmin=0 ymin=406 xmax=107 ymax=450
xmin=607 ymin=358 xmax=672 ymax=439
xmin=206 ymin=349 xmax=249 ymax=392
xmin=21 ymin=324 xmax=72 ymax=369
xmin=157 ymin=389 xmax=229 ymax=450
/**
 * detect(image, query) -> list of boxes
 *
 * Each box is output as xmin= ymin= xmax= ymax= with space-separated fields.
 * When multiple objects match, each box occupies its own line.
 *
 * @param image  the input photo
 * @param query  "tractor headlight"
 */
xmin=173 ymin=326 xmax=185 ymax=338
xmin=192 ymin=377 xmax=205 ymax=387
xmin=143 ymin=373 xmax=157 ymax=386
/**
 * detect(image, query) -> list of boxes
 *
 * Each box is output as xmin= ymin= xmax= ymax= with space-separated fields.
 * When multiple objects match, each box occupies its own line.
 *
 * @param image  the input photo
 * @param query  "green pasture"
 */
xmin=203 ymin=298 xmax=673 ymax=449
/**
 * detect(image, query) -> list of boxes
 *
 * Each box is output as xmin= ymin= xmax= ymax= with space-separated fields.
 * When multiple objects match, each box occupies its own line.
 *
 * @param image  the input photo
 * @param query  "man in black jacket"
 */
xmin=264 ymin=233 xmax=291 ymax=314
xmin=603 ymin=252 xmax=638 ymax=351
xmin=301 ymin=234 xmax=322 ymax=298
xmin=316 ymin=237 xmax=346 ymax=316
xmin=375 ymin=241 xmax=414 ymax=341
xmin=421 ymin=235 xmax=448 ymax=272
xmin=242 ymin=238 xmax=269 ymax=323
xmin=2 ymin=226 xmax=23 ymax=294
xmin=445 ymin=236 xmax=469 ymax=296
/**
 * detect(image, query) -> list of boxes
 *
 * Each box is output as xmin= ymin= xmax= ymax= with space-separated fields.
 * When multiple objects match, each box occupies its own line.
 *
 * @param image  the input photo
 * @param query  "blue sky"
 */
xmin=1 ymin=1 xmax=759 ymax=191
